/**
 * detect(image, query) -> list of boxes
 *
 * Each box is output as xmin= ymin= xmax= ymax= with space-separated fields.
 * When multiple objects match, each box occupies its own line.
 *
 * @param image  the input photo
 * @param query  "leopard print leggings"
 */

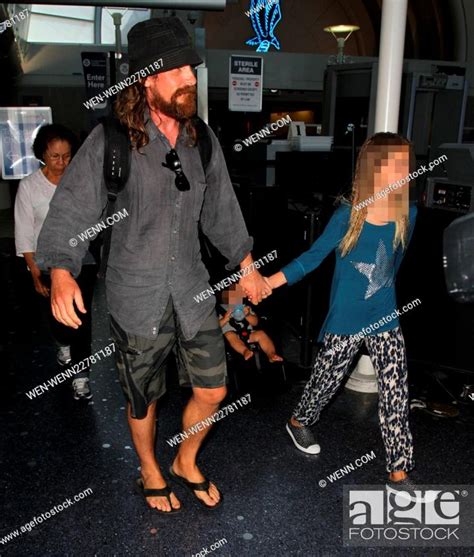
xmin=293 ymin=327 xmax=414 ymax=473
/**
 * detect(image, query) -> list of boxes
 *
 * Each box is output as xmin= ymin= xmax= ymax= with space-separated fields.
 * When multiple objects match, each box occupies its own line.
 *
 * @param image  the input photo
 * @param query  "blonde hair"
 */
xmin=339 ymin=132 xmax=415 ymax=257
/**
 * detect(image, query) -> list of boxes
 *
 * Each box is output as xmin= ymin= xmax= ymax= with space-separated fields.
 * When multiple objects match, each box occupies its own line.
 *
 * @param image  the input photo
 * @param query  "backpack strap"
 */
xmin=193 ymin=116 xmax=212 ymax=174
xmin=192 ymin=117 xmax=214 ymax=261
xmin=97 ymin=116 xmax=212 ymax=279
xmin=98 ymin=117 xmax=131 ymax=278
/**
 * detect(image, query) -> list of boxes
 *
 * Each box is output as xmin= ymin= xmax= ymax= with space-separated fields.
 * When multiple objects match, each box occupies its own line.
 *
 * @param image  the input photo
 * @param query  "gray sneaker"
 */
xmin=286 ymin=420 xmax=320 ymax=455
xmin=72 ymin=377 xmax=92 ymax=400
xmin=57 ymin=345 xmax=71 ymax=366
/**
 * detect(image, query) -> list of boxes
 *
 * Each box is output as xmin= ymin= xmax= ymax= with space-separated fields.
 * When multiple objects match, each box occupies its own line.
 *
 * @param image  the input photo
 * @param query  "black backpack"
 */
xmin=98 ymin=116 xmax=212 ymax=278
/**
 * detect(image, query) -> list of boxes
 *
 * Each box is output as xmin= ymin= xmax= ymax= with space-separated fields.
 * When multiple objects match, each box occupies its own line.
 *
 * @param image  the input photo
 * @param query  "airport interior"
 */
xmin=1 ymin=1 xmax=474 ymax=555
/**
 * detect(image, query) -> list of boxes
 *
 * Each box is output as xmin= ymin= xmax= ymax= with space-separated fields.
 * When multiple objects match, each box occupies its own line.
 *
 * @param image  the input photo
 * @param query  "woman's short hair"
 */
xmin=32 ymin=124 xmax=79 ymax=162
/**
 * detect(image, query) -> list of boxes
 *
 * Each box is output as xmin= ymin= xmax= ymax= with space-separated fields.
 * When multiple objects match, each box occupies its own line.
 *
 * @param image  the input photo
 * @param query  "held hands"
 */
xmin=239 ymin=269 xmax=272 ymax=305
xmin=50 ymin=269 xmax=86 ymax=329
xmin=238 ymin=250 xmax=288 ymax=304
xmin=263 ymin=272 xmax=287 ymax=290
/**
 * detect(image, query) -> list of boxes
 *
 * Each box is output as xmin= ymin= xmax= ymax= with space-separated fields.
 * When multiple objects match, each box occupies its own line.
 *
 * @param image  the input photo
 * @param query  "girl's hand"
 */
xmin=244 ymin=306 xmax=251 ymax=316
xmin=264 ymin=272 xmax=287 ymax=290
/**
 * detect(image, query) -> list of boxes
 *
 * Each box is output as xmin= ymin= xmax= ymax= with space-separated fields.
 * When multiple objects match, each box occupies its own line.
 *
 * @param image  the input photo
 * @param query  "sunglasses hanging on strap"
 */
xmin=98 ymin=115 xmax=213 ymax=279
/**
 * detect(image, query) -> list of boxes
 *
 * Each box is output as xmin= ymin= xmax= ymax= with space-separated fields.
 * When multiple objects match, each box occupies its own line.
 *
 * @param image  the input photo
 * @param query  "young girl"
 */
xmin=265 ymin=133 xmax=417 ymax=492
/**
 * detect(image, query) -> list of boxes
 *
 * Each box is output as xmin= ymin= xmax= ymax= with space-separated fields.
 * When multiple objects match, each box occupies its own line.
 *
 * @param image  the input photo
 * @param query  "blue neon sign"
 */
xmin=245 ymin=0 xmax=282 ymax=52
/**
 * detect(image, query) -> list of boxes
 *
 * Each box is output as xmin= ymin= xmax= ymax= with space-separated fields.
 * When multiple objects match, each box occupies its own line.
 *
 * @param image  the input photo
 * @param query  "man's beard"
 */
xmin=149 ymin=85 xmax=197 ymax=121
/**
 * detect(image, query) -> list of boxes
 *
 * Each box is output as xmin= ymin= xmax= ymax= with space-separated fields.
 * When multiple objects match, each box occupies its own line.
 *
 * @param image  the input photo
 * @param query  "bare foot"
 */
xmin=172 ymin=459 xmax=221 ymax=508
xmin=140 ymin=468 xmax=181 ymax=512
xmin=268 ymin=353 xmax=283 ymax=362
xmin=243 ymin=349 xmax=254 ymax=361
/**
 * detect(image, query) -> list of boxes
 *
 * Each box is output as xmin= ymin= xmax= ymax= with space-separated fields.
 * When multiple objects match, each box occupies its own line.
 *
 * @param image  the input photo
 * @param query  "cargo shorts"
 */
xmin=110 ymin=296 xmax=227 ymax=419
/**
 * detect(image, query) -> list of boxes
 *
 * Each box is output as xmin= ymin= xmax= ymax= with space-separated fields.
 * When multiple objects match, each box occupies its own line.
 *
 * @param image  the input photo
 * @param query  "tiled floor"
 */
xmin=2 ymin=238 xmax=474 ymax=556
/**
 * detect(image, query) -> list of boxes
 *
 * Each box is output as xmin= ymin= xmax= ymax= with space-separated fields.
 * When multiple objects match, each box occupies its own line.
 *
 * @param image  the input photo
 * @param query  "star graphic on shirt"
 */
xmin=351 ymin=239 xmax=393 ymax=299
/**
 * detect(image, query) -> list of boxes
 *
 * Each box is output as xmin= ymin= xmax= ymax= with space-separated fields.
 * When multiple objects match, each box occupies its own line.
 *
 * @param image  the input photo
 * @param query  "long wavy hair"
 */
xmin=114 ymin=80 xmax=197 ymax=151
xmin=339 ymin=132 xmax=416 ymax=257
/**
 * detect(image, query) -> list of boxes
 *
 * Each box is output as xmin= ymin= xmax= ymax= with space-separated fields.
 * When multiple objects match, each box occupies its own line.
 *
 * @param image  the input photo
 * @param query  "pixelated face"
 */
xmin=358 ymin=145 xmax=409 ymax=222
xmin=227 ymin=284 xmax=244 ymax=305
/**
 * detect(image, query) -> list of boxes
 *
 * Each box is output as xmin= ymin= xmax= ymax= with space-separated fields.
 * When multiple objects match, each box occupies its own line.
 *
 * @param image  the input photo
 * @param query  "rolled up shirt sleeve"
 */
xmin=200 ymin=127 xmax=253 ymax=270
xmin=281 ymin=204 xmax=349 ymax=285
xmin=35 ymin=125 xmax=107 ymax=277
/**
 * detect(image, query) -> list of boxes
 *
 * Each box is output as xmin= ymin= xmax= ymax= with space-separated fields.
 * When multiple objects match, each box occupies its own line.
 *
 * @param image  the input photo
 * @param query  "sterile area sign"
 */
xmin=229 ymin=55 xmax=263 ymax=112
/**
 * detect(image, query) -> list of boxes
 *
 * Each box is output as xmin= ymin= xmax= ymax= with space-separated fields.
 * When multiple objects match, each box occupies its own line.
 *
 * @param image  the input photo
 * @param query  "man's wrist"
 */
xmin=51 ymin=268 xmax=73 ymax=279
xmin=240 ymin=253 xmax=253 ymax=270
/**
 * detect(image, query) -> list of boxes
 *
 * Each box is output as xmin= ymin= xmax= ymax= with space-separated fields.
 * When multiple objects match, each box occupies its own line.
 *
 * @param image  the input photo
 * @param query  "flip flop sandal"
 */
xmin=135 ymin=478 xmax=182 ymax=514
xmin=169 ymin=467 xmax=223 ymax=510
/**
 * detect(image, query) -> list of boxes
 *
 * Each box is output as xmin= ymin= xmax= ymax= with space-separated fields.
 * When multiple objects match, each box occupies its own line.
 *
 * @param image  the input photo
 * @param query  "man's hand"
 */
xmin=238 ymin=253 xmax=272 ymax=304
xmin=240 ymin=270 xmax=272 ymax=304
xmin=50 ymin=268 xmax=86 ymax=328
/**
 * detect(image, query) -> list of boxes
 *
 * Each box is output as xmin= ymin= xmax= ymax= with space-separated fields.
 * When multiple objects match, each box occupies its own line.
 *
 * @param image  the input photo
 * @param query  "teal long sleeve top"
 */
xmin=281 ymin=203 xmax=417 ymax=340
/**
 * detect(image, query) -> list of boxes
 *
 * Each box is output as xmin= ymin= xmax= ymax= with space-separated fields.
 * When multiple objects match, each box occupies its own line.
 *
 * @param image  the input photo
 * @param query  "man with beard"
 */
xmin=35 ymin=17 xmax=271 ymax=513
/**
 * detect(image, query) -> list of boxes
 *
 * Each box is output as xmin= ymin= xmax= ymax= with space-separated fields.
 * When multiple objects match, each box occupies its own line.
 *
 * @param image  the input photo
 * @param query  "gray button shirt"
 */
xmin=35 ymin=112 xmax=253 ymax=340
